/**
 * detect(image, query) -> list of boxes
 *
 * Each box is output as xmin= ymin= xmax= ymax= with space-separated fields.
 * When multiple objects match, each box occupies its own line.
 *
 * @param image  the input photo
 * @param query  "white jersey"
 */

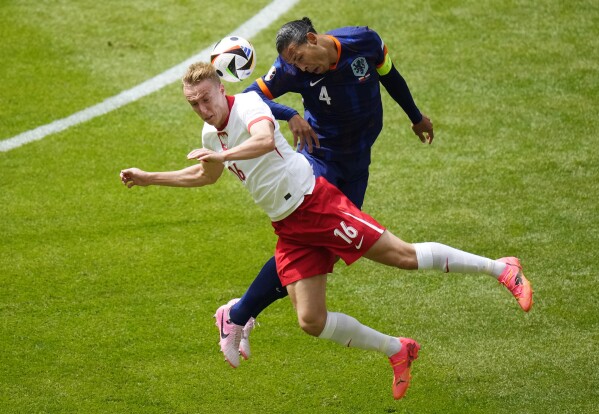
xmin=202 ymin=91 xmax=315 ymax=221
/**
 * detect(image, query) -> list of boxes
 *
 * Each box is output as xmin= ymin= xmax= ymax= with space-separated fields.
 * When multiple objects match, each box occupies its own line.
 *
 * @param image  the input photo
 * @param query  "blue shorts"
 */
xmin=303 ymin=150 xmax=372 ymax=209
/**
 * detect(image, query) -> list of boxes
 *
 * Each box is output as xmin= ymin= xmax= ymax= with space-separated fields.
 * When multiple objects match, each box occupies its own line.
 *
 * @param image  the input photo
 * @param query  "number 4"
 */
xmin=319 ymin=86 xmax=331 ymax=105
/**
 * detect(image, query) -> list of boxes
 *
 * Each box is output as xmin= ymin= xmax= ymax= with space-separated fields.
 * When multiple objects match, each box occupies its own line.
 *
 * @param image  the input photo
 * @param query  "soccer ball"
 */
xmin=210 ymin=36 xmax=256 ymax=83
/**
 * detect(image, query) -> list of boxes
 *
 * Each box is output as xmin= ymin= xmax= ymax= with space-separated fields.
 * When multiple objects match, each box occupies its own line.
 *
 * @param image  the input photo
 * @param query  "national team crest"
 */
xmin=217 ymin=131 xmax=228 ymax=150
xmin=351 ymin=57 xmax=369 ymax=77
xmin=265 ymin=65 xmax=277 ymax=81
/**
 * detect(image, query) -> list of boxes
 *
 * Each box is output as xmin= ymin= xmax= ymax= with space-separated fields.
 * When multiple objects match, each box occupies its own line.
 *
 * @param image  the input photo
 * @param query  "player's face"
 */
xmin=183 ymin=80 xmax=228 ymax=127
xmin=282 ymin=36 xmax=331 ymax=74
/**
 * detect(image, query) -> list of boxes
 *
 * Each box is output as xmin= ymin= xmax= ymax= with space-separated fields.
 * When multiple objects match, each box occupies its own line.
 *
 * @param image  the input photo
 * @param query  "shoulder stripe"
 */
xmin=248 ymin=115 xmax=274 ymax=131
xmin=256 ymin=78 xmax=274 ymax=100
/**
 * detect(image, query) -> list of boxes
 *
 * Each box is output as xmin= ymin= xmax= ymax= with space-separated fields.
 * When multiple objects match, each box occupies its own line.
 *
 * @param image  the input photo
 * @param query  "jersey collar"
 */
xmin=326 ymin=35 xmax=342 ymax=70
xmin=217 ymin=95 xmax=236 ymax=131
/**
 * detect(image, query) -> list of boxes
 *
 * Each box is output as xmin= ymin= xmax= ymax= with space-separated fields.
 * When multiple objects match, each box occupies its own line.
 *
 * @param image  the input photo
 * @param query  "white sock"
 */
xmin=318 ymin=311 xmax=401 ymax=357
xmin=413 ymin=242 xmax=506 ymax=279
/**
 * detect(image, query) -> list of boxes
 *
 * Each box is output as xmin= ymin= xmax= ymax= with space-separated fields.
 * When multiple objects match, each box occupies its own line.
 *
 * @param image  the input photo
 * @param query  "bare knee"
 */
xmin=286 ymin=275 xmax=328 ymax=336
xmin=297 ymin=310 xmax=327 ymax=337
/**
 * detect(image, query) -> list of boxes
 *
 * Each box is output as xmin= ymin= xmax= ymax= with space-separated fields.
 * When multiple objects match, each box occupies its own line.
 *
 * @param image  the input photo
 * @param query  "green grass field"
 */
xmin=1 ymin=0 xmax=598 ymax=412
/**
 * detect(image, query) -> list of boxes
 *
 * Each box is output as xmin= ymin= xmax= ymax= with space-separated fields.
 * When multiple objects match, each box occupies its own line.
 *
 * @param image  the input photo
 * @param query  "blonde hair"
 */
xmin=182 ymin=62 xmax=221 ymax=86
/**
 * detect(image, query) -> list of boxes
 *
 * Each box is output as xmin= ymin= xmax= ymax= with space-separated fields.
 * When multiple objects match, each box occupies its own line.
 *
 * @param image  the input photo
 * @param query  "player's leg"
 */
xmin=287 ymin=274 xmax=405 ymax=357
xmin=228 ymin=255 xmax=288 ymax=326
xmin=363 ymin=231 xmax=533 ymax=311
xmin=215 ymin=256 xmax=287 ymax=363
xmin=217 ymin=156 xmax=342 ymax=357
xmin=286 ymin=274 xmax=420 ymax=400
xmin=336 ymin=154 xmax=371 ymax=209
xmin=285 ymin=274 xmax=328 ymax=336
xmin=219 ymin=158 xmax=369 ymax=361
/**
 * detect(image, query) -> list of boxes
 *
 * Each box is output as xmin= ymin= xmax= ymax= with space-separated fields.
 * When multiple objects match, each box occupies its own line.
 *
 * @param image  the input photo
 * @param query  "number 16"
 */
xmin=333 ymin=221 xmax=358 ymax=244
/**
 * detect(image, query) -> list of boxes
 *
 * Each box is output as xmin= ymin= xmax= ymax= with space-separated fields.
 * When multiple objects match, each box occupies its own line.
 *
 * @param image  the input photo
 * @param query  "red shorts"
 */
xmin=272 ymin=177 xmax=386 ymax=287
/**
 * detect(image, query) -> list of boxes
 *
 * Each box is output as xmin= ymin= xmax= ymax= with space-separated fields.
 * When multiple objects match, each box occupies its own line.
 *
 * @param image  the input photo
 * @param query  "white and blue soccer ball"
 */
xmin=210 ymin=36 xmax=256 ymax=82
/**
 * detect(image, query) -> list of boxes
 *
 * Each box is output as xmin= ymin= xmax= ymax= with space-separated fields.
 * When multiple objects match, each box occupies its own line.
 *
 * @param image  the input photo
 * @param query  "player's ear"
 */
xmin=306 ymin=32 xmax=318 ymax=44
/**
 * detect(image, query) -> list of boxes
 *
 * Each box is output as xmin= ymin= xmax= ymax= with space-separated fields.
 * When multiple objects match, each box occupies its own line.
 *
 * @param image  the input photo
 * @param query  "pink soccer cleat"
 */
xmin=214 ymin=299 xmax=244 ymax=368
xmin=239 ymin=317 xmax=255 ymax=360
xmin=497 ymin=257 xmax=533 ymax=312
xmin=388 ymin=337 xmax=421 ymax=400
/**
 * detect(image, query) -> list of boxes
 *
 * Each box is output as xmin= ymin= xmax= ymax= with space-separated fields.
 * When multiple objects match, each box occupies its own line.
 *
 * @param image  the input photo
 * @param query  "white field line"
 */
xmin=0 ymin=0 xmax=298 ymax=152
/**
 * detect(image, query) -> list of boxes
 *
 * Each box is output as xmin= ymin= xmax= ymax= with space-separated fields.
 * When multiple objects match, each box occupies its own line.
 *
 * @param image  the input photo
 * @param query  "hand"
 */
xmin=412 ymin=114 xmax=434 ymax=144
xmin=187 ymin=148 xmax=224 ymax=163
xmin=120 ymin=168 xmax=150 ymax=188
xmin=288 ymin=114 xmax=320 ymax=153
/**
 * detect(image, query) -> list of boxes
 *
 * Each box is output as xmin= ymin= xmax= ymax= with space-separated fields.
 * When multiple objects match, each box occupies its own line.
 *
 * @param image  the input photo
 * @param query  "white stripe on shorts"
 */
xmin=341 ymin=212 xmax=385 ymax=234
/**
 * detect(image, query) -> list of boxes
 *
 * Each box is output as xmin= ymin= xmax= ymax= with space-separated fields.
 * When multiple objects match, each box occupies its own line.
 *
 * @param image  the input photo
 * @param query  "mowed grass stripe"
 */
xmin=0 ymin=0 xmax=298 ymax=152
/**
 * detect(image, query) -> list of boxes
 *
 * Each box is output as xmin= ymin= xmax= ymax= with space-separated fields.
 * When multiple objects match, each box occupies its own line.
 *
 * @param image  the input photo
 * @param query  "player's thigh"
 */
xmin=338 ymin=168 xmax=369 ymax=209
xmin=362 ymin=230 xmax=418 ymax=269
xmin=338 ymin=175 xmax=368 ymax=209
xmin=287 ymin=274 xmax=328 ymax=325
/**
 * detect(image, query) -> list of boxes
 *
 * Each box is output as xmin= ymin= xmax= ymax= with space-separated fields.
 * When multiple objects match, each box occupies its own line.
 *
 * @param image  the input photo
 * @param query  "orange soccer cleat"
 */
xmin=497 ymin=257 xmax=533 ymax=312
xmin=388 ymin=337 xmax=421 ymax=400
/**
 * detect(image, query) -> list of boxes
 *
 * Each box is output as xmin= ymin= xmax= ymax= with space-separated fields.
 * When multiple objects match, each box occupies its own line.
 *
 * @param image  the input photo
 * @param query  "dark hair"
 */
xmin=275 ymin=17 xmax=317 ymax=54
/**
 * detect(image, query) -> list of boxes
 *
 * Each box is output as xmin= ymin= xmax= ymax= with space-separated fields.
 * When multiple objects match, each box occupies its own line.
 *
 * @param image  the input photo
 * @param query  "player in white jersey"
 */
xmin=200 ymin=91 xmax=313 ymax=221
xmin=119 ymin=62 xmax=533 ymax=400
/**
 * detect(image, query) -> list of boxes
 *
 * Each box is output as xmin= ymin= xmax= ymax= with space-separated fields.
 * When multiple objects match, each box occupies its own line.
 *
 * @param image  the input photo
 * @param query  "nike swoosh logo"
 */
xmin=355 ymin=236 xmax=364 ymax=250
xmin=220 ymin=313 xmax=229 ymax=339
xmin=309 ymin=77 xmax=325 ymax=86
xmin=515 ymin=272 xmax=523 ymax=285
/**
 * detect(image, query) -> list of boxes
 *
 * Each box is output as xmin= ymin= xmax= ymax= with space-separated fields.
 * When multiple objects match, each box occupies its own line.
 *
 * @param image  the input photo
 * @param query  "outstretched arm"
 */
xmin=120 ymin=161 xmax=224 ymax=189
xmin=380 ymin=64 xmax=434 ymax=144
